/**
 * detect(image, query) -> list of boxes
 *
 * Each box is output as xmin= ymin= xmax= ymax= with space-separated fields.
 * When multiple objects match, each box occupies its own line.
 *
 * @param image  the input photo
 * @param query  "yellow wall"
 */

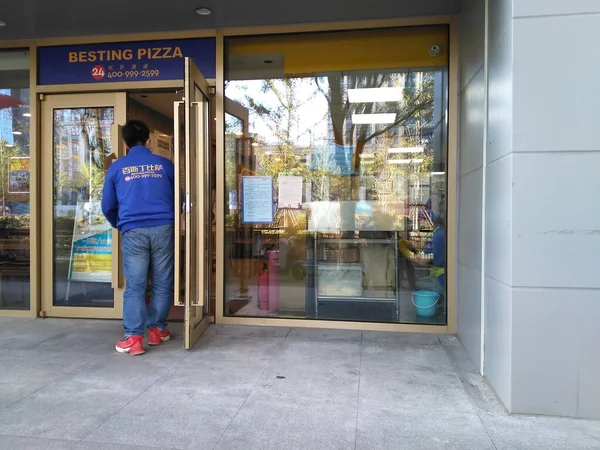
xmin=228 ymin=26 xmax=449 ymax=75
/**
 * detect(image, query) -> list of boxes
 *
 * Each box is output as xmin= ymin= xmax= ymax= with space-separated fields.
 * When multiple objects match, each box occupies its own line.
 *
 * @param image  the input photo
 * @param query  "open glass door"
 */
xmin=174 ymin=58 xmax=212 ymax=349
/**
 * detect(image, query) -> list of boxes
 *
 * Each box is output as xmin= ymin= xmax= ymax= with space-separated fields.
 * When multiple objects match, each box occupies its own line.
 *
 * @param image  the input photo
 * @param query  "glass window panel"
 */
xmin=52 ymin=107 xmax=115 ymax=307
xmin=0 ymin=50 xmax=30 ymax=310
xmin=224 ymin=27 xmax=448 ymax=325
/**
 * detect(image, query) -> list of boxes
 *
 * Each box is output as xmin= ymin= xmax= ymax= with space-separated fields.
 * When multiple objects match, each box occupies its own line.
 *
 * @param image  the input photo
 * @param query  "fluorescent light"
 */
xmin=388 ymin=147 xmax=424 ymax=154
xmin=431 ymin=171 xmax=446 ymax=175
xmin=5 ymin=144 xmax=14 ymax=148
xmin=12 ymin=131 xmax=22 ymax=135
xmin=352 ymin=113 xmax=396 ymax=125
xmin=347 ymin=87 xmax=403 ymax=103
xmin=23 ymin=113 xmax=31 ymax=118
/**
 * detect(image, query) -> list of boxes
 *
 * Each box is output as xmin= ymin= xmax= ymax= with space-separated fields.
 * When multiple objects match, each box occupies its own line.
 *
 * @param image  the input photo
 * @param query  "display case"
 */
xmin=312 ymin=234 xmax=401 ymax=319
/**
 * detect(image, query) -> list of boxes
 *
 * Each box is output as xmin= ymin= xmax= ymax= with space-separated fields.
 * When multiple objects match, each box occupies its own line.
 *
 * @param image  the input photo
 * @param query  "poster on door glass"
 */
xmin=68 ymin=201 xmax=113 ymax=283
xmin=8 ymin=157 xmax=30 ymax=194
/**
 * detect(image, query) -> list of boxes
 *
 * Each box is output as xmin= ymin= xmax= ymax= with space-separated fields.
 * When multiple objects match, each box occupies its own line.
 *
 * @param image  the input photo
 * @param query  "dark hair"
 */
xmin=121 ymin=120 xmax=150 ymax=149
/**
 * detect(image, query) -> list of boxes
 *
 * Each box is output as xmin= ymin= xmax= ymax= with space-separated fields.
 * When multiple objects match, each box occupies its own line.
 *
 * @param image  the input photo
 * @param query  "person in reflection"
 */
xmin=101 ymin=120 xmax=175 ymax=356
xmin=414 ymin=213 xmax=446 ymax=314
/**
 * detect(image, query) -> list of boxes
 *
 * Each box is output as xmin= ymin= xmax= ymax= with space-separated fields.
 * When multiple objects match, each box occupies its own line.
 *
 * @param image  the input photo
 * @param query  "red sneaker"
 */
xmin=148 ymin=328 xmax=171 ymax=346
xmin=115 ymin=336 xmax=145 ymax=356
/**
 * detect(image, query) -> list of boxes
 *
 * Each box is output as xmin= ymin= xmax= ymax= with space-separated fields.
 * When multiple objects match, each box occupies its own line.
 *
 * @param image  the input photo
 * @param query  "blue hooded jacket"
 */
xmin=101 ymin=146 xmax=175 ymax=234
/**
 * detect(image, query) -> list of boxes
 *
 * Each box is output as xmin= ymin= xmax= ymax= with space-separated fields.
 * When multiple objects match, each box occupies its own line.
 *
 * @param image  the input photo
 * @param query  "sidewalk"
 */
xmin=0 ymin=317 xmax=598 ymax=449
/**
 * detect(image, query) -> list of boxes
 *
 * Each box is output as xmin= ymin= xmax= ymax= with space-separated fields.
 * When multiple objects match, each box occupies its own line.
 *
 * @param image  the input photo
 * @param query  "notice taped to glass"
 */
xmin=8 ymin=157 xmax=30 ymax=194
xmin=241 ymin=176 xmax=274 ymax=224
xmin=278 ymin=176 xmax=303 ymax=210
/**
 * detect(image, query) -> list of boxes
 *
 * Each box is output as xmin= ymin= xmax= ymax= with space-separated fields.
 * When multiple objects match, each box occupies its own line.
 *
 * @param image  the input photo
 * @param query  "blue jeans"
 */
xmin=122 ymin=224 xmax=174 ymax=337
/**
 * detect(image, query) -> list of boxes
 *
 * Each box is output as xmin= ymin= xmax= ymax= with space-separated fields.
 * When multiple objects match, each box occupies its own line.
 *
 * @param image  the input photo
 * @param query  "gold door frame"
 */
xmin=1 ymin=16 xmax=459 ymax=336
xmin=214 ymin=23 xmax=459 ymax=334
xmin=40 ymin=92 xmax=127 ymax=318
xmin=182 ymin=58 xmax=213 ymax=348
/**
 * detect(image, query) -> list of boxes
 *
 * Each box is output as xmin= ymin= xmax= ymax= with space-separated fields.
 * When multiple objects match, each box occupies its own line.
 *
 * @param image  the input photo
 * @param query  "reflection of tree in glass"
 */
xmin=316 ymin=71 xmax=434 ymax=171
xmin=237 ymin=73 xmax=435 ymax=175
xmin=0 ymin=140 xmax=27 ymax=216
xmin=0 ymin=95 xmax=30 ymax=217
xmin=225 ymin=113 xmax=242 ymax=200
xmin=243 ymin=79 xmax=318 ymax=180
xmin=53 ymin=108 xmax=114 ymax=208
xmin=229 ymin=71 xmax=441 ymax=234
xmin=316 ymin=71 xmax=436 ymax=231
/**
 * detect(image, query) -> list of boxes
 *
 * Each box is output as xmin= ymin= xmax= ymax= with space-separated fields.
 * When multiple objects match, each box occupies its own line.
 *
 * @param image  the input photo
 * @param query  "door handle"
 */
xmin=173 ymin=100 xmax=184 ymax=306
xmin=191 ymin=101 xmax=205 ymax=308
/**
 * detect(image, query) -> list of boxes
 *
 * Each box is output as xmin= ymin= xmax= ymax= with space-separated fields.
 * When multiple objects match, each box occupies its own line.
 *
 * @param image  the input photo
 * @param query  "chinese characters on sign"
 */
xmin=121 ymin=163 xmax=165 ymax=182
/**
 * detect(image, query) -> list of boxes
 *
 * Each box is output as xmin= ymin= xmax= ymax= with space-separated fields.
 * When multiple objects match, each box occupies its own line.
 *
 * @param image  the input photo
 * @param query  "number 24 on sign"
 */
xmin=91 ymin=65 xmax=105 ymax=80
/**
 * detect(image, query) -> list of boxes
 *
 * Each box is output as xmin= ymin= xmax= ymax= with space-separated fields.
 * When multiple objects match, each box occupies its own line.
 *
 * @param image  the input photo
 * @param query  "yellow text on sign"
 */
xmin=68 ymin=47 xmax=184 ymax=63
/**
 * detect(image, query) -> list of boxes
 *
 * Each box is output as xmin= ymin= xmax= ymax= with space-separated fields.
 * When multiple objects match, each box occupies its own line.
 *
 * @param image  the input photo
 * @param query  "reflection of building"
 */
xmin=12 ymin=89 xmax=30 ymax=152
xmin=0 ymin=89 xmax=13 ymax=145
xmin=0 ymin=89 xmax=30 ymax=150
xmin=54 ymin=109 xmax=114 ymax=211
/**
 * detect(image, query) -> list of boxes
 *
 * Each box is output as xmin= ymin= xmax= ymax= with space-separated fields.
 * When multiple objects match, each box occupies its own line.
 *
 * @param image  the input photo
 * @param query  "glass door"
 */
xmin=40 ymin=93 xmax=127 ymax=318
xmin=222 ymin=98 xmax=251 ymax=317
xmin=174 ymin=58 xmax=212 ymax=349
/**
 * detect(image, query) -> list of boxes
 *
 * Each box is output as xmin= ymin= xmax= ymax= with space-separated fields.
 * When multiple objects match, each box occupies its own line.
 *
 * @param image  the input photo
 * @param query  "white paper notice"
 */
xmin=278 ymin=176 xmax=303 ymax=209
xmin=241 ymin=176 xmax=274 ymax=224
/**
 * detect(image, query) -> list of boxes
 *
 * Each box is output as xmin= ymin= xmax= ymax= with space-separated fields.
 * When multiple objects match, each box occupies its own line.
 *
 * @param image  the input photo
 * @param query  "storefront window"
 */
xmin=0 ymin=50 xmax=31 ymax=310
xmin=224 ymin=27 xmax=449 ymax=324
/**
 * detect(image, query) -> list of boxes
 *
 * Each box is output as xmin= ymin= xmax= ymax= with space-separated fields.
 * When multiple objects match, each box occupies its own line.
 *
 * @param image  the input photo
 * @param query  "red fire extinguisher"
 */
xmin=258 ymin=263 xmax=269 ymax=310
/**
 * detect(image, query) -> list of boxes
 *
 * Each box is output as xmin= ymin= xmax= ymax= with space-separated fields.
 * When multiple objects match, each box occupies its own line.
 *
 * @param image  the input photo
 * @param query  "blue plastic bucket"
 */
xmin=412 ymin=291 xmax=440 ymax=317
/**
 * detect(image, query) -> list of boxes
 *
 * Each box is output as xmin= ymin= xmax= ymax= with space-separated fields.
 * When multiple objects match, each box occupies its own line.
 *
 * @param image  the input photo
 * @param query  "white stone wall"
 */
xmin=508 ymin=0 xmax=600 ymax=419
xmin=458 ymin=0 xmax=600 ymax=419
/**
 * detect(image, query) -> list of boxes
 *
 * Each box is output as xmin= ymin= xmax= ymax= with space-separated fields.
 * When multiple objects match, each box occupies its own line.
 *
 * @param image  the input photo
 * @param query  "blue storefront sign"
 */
xmin=38 ymin=38 xmax=216 ymax=85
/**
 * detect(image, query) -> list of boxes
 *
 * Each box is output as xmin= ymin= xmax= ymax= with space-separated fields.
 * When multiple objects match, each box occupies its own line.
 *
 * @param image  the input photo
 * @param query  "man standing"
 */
xmin=101 ymin=120 xmax=174 ymax=356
